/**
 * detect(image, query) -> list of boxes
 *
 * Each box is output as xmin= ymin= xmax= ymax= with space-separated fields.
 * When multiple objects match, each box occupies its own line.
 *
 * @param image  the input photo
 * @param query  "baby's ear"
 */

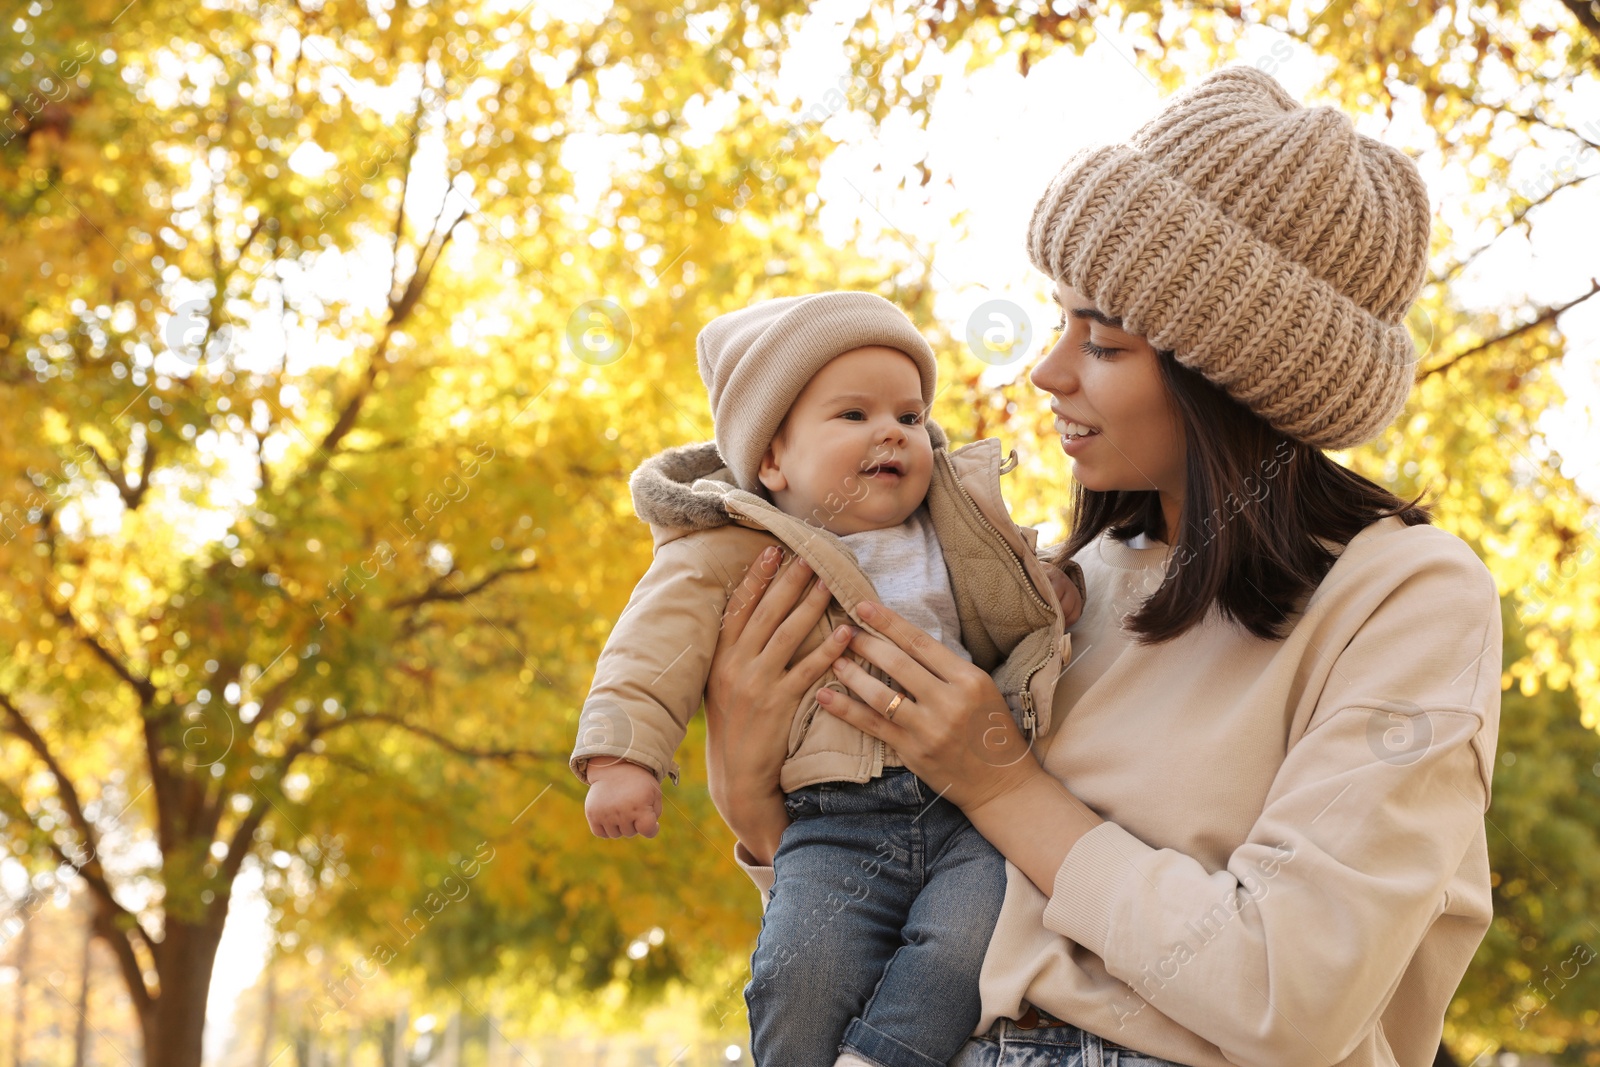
xmin=757 ymin=446 xmax=786 ymax=493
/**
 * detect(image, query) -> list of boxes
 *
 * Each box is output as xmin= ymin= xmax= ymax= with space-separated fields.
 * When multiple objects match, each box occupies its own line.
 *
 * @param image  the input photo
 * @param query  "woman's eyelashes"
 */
xmin=1051 ymin=317 xmax=1118 ymax=359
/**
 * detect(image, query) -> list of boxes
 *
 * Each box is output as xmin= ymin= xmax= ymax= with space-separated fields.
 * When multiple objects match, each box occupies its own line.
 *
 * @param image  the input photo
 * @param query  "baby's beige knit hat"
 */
xmin=1027 ymin=65 xmax=1431 ymax=449
xmin=696 ymin=291 xmax=938 ymax=492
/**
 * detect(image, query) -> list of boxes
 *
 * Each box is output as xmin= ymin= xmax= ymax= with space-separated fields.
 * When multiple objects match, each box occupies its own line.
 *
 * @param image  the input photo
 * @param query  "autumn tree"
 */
xmin=0 ymin=0 xmax=918 ymax=1063
xmin=4 ymin=0 xmax=1599 ymax=1064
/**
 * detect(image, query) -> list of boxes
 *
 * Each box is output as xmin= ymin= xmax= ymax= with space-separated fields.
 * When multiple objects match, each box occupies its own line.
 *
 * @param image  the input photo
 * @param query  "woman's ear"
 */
xmin=757 ymin=446 xmax=786 ymax=493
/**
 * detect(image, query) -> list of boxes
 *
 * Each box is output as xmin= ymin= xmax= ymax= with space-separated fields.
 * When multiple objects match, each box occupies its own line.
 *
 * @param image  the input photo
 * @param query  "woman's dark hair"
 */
xmin=1054 ymin=351 xmax=1430 ymax=643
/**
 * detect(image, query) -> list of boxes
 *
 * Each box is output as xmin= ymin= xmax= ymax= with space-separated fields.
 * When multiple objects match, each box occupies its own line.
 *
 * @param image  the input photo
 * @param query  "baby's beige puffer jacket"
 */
xmin=569 ymin=419 xmax=1077 ymax=794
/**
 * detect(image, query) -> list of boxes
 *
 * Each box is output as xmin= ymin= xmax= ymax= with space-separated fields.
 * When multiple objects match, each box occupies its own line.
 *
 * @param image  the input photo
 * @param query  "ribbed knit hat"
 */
xmin=1026 ymin=65 xmax=1431 ymax=449
xmin=696 ymin=292 xmax=938 ymax=492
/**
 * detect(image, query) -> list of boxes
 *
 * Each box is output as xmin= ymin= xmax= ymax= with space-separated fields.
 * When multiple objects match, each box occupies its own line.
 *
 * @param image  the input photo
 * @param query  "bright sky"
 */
xmin=70 ymin=3 xmax=1600 ymax=1059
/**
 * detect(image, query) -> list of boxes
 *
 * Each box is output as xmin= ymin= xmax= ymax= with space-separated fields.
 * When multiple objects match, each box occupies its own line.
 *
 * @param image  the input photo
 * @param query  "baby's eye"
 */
xmin=899 ymin=412 xmax=924 ymax=425
xmin=839 ymin=410 xmax=866 ymax=421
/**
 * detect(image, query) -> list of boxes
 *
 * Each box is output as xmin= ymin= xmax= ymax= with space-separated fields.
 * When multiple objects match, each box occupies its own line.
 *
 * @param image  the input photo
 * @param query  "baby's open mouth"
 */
xmin=861 ymin=460 xmax=905 ymax=477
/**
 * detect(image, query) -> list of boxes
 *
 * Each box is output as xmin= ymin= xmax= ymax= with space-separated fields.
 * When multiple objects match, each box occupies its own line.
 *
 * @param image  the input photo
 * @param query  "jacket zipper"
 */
xmin=939 ymin=450 xmax=1060 ymax=741
xmin=1018 ymin=666 xmax=1043 ymax=738
xmin=940 ymin=451 xmax=1054 ymax=619
xmin=746 ymin=456 xmax=1055 ymax=761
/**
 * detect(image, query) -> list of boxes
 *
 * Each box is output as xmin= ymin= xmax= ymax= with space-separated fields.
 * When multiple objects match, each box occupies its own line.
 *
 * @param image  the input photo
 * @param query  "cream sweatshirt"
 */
xmin=734 ymin=515 xmax=1501 ymax=1067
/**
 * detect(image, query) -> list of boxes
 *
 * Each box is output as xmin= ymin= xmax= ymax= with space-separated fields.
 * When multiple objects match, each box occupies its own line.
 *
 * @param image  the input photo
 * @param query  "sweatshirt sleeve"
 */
xmin=734 ymin=842 xmax=777 ymax=912
xmin=1040 ymin=534 xmax=1501 ymax=1067
xmin=569 ymin=536 xmax=738 ymax=788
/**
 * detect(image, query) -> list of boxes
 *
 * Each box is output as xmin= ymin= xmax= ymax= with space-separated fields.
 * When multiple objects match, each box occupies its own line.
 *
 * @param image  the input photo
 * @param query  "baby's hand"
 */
xmin=584 ymin=756 xmax=663 ymax=839
xmin=1046 ymin=565 xmax=1085 ymax=627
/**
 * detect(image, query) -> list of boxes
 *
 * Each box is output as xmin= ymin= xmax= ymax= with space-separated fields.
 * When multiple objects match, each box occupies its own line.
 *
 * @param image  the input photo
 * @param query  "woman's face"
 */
xmin=1029 ymin=279 xmax=1187 ymax=501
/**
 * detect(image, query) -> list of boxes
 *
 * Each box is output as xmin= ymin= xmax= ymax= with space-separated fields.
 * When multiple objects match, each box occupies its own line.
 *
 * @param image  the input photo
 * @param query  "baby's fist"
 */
xmin=584 ymin=756 xmax=664 ymax=839
xmin=1046 ymin=564 xmax=1085 ymax=626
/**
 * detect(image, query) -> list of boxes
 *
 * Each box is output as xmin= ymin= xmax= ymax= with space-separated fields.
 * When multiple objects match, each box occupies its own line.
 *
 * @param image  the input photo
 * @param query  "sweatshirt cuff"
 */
xmin=1041 ymin=821 xmax=1152 ymax=957
xmin=733 ymin=840 xmax=776 ymax=913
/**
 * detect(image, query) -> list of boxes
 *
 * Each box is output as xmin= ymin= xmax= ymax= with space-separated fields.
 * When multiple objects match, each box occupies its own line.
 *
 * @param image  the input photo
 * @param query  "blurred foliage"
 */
xmin=0 ymin=0 xmax=1596 ymax=1064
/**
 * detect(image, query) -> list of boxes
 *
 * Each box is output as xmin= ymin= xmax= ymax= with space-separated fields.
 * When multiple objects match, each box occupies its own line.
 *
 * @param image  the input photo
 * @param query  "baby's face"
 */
xmin=758 ymin=346 xmax=934 ymax=536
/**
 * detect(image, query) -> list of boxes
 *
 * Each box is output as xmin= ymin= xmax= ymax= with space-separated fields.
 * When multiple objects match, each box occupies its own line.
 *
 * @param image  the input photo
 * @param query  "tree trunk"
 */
xmin=10 ymin=916 xmax=30 ymax=1067
xmin=486 ymin=1016 xmax=503 ymax=1067
xmin=256 ymin=958 xmax=279 ymax=1067
xmin=390 ymin=1002 xmax=409 ymax=1067
xmin=439 ymin=1012 xmax=461 ymax=1067
xmin=71 ymin=907 xmax=92 ymax=1067
xmin=136 ymin=915 xmax=228 ymax=1067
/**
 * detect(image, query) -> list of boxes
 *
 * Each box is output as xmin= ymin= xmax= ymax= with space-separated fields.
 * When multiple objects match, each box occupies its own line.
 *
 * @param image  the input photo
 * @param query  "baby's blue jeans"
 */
xmin=745 ymin=766 xmax=1008 ymax=1067
xmin=952 ymin=1017 xmax=1194 ymax=1066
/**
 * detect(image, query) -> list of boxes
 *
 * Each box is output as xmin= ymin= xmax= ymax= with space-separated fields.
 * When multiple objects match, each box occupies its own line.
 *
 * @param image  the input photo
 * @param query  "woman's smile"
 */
xmin=1053 ymin=411 xmax=1101 ymax=451
xmin=1031 ymin=280 xmax=1186 ymax=504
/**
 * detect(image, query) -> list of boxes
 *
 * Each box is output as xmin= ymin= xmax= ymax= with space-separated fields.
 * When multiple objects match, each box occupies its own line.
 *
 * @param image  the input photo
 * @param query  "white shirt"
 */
xmin=838 ymin=504 xmax=973 ymax=664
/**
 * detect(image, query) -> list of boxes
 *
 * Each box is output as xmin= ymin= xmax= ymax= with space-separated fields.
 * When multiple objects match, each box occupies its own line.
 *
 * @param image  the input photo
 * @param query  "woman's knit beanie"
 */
xmin=696 ymin=291 xmax=938 ymax=493
xmin=1026 ymin=65 xmax=1432 ymax=449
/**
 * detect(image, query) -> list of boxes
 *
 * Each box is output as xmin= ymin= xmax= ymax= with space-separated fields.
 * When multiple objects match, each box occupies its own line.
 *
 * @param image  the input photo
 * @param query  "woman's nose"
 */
xmin=1030 ymin=333 xmax=1078 ymax=397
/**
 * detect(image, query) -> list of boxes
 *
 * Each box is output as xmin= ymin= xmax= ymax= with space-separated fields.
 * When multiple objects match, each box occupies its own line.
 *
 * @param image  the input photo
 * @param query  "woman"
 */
xmin=702 ymin=67 xmax=1501 ymax=1067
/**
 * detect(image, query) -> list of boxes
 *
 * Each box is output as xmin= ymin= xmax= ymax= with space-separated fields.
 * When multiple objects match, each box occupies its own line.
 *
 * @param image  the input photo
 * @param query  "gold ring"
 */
xmin=882 ymin=693 xmax=904 ymax=721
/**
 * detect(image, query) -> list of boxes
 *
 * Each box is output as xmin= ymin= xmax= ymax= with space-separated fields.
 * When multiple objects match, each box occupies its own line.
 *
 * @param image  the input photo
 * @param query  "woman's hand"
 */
xmin=704 ymin=545 xmax=858 ymax=866
xmin=816 ymin=600 xmax=1044 ymax=814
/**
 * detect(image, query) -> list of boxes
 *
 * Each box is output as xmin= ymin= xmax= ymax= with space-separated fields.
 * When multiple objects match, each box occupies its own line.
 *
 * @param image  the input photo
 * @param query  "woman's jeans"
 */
xmin=745 ymin=767 xmax=1007 ymax=1067
xmin=952 ymin=1018 xmax=1193 ymax=1066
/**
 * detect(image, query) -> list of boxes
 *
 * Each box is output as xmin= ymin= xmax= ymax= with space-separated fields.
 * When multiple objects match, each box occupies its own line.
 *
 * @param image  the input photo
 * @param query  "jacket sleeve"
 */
xmin=569 ymin=536 xmax=738 ymax=788
xmin=1040 ymin=539 xmax=1501 ymax=1067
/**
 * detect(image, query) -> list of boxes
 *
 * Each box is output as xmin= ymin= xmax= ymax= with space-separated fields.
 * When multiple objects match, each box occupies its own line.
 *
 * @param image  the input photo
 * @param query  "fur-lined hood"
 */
xmin=628 ymin=419 xmax=953 ymax=536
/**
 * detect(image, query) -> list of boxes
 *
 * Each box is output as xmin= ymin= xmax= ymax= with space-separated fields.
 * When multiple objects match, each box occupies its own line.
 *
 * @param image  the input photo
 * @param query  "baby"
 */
xmin=569 ymin=291 xmax=1084 ymax=1067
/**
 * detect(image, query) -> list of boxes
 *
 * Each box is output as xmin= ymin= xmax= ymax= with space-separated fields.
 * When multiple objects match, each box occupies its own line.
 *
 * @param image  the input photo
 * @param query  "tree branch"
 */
xmin=323 ymin=711 xmax=565 ymax=763
xmin=0 ymin=703 xmax=158 ymax=991
xmin=392 ymin=185 xmax=468 ymax=325
xmin=0 ymin=691 xmax=102 ymax=865
xmin=47 ymin=598 xmax=155 ymax=704
xmin=1416 ymin=279 xmax=1600 ymax=382
xmin=1427 ymin=171 xmax=1595 ymax=290
xmin=297 ymin=58 xmax=478 ymax=491
xmin=1496 ymin=105 xmax=1600 ymax=150
xmin=386 ymin=83 xmax=430 ymax=309
xmin=386 ymin=562 xmax=538 ymax=610
xmin=92 ymin=905 xmax=156 ymax=1017
xmin=218 ymin=802 xmax=270 ymax=888
xmin=1556 ymin=0 xmax=1600 ymax=51
xmin=79 ymin=433 xmax=155 ymax=511
xmin=302 ymin=338 xmax=386 ymax=484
